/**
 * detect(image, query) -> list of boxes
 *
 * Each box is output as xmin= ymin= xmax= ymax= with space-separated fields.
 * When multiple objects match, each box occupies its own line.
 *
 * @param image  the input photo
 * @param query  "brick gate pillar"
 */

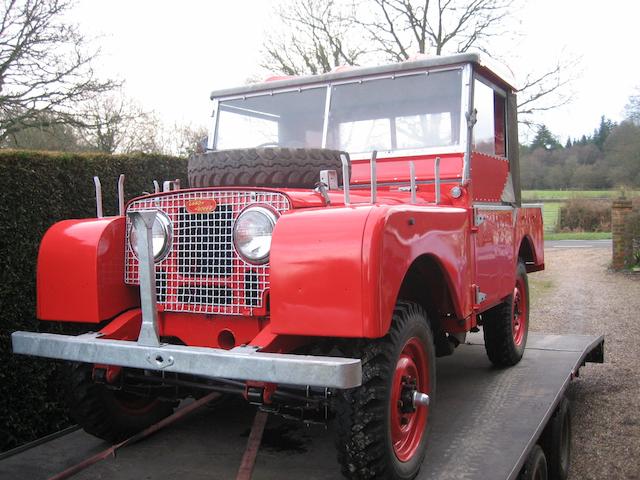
xmin=612 ymin=197 xmax=633 ymax=270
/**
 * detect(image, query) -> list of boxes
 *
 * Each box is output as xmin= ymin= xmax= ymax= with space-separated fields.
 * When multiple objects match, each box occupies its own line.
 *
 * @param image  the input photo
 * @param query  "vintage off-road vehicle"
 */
xmin=13 ymin=53 xmax=543 ymax=479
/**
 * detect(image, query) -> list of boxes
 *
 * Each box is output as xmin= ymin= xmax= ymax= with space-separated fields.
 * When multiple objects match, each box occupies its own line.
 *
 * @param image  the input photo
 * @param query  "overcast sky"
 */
xmin=73 ymin=0 xmax=639 ymax=144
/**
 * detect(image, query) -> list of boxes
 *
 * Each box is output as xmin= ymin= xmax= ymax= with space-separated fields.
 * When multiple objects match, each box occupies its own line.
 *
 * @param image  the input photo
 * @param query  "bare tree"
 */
xmin=262 ymin=0 xmax=573 ymax=124
xmin=354 ymin=0 xmax=513 ymax=60
xmin=262 ymin=0 xmax=365 ymax=75
xmin=77 ymin=92 xmax=162 ymax=154
xmin=515 ymin=59 xmax=576 ymax=128
xmin=0 ymin=0 xmax=115 ymax=142
xmin=173 ymin=123 xmax=208 ymax=157
xmin=1 ymin=112 xmax=83 ymax=150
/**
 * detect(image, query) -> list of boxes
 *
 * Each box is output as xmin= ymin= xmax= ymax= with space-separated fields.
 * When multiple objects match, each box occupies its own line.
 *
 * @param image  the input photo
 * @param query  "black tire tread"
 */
xmin=335 ymin=301 xmax=435 ymax=480
xmin=483 ymin=260 xmax=529 ymax=367
xmin=188 ymin=148 xmax=349 ymax=189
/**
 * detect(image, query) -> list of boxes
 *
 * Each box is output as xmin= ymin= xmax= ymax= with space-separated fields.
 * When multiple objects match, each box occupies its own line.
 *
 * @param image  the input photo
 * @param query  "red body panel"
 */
xmin=515 ymin=207 xmax=545 ymax=271
xmin=351 ymin=153 xmax=463 ymax=185
xmin=94 ymin=308 xmax=265 ymax=350
xmin=471 ymin=152 xmax=510 ymax=202
xmin=270 ymin=206 xmax=372 ymax=337
xmin=37 ymin=187 xmax=544 ymax=345
xmin=473 ymin=209 xmax=515 ymax=307
xmin=37 ymin=217 xmax=139 ymax=322
xmin=372 ymin=205 xmax=472 ymax=335
xmin=270 ymin=203 xmax=471 ymax=338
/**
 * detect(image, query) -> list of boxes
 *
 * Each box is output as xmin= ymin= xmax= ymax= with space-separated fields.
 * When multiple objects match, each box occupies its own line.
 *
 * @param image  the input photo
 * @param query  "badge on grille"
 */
xmin=185 ymin=199 xmax=217 ymax=214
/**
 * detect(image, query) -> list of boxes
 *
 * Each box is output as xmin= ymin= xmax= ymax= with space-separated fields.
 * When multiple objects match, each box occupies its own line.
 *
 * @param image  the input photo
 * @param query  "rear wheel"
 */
xmin=519 ymin=444 xmax=548 ymax=480
xmin=67 ymin=363 xmax=175 ymax=443
xmin=540 ymin=396 xmax=571 ymax=480
xmin=335 ymin=301 xmax=436 ymax=480
xmin=483 ymin=260 xmax=529 ymax=367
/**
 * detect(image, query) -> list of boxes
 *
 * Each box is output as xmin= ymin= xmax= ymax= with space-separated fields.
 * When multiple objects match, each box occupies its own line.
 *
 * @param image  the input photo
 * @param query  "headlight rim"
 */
xmin=128 ymin=210 xmax=173 ymax=263
xmin=233 ymin=204 xmax=278 ymax=265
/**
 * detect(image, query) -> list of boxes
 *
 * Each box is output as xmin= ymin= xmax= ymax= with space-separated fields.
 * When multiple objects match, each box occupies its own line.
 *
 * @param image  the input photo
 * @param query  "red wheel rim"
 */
xmin=114 ymin=392 xmax=159 ymax=415
xmin=512 ymin=276 xmax=527 ymax=346
xmin=390 ymin=337 xmax=429 ymax=462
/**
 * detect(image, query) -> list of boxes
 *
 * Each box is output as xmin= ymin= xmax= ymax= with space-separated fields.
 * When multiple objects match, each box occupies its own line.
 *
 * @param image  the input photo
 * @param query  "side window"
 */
xmin=473 ymin=79 xmax=506 ymax=157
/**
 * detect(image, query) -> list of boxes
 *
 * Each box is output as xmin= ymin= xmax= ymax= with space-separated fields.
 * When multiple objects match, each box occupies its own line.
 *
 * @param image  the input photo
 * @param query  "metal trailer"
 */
xmin=0 ymin=332 xmax=603 ymax=480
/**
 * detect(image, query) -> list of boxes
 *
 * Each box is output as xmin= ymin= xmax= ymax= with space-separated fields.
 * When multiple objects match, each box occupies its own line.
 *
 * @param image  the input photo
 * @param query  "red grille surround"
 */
xmin=125 ymin=190 xmax=290 ymax=315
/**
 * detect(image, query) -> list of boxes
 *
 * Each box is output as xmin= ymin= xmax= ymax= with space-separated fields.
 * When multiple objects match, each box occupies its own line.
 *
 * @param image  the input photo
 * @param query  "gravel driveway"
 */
xmin=529 ymin=247 xmax=640 ymax=480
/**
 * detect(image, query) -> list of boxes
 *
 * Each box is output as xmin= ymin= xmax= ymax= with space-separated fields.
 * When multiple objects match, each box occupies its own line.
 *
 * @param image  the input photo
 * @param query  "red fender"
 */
xmin=37 ymin=217 xmax=139 ymax=322
xmin=269 ymin=204 xmax=471 ymax=338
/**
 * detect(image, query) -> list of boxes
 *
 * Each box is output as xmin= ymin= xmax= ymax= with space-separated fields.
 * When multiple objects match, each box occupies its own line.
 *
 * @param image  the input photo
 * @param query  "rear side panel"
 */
xmin=37 ymin=217 xmax=139 ymax=322
xmin=473 ymin=206 xmax=516 ymax=308
xmin=516 ymin=206 xmax=545 ymax=271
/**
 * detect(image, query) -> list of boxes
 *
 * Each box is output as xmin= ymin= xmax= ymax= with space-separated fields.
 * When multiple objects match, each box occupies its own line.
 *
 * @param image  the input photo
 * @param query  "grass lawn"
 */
xmin=544 ymin=231 xmax=612 ymax=240
xmin=523 ymin=189 xmax=640 ymax=200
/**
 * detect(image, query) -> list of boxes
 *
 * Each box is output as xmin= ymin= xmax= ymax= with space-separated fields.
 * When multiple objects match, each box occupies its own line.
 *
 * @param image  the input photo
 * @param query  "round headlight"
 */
xmin=129 ymin=211 xmax=172 ymax=262
xmin=233 ymin=206 xmax=278 ymax=264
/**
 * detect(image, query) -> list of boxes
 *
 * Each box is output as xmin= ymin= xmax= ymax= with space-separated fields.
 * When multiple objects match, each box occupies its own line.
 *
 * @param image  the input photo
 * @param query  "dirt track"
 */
xmin=529 ymin=247 xmax=640 ymax=480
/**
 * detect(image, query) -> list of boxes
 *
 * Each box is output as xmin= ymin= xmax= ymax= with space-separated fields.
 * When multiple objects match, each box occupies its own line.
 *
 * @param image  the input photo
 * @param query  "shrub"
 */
xmin=557 ymin=199 xmax=611 ymax=232
xmin=0 ymin=150 xmax=187 ymax=451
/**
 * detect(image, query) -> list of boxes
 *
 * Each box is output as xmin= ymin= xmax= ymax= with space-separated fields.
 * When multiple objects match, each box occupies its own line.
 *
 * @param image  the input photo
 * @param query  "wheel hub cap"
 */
xmin=391 ymin=337 xmax=429 ymax=462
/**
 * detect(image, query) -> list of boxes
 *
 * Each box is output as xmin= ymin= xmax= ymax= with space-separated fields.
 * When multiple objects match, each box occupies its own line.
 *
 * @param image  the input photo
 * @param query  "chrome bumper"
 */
xmin=11 ymin=331 xmax=362 ymax=389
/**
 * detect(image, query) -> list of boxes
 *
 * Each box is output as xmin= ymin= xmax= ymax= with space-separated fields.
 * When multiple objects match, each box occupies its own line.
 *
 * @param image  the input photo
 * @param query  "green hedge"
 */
xmin=0 ymin=150 xmax=187 ymax=452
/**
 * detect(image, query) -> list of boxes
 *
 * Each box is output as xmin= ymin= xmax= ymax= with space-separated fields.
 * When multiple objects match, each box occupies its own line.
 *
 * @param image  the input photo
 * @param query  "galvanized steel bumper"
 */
xmin=11 ymin=331 xmax=362 ymax=389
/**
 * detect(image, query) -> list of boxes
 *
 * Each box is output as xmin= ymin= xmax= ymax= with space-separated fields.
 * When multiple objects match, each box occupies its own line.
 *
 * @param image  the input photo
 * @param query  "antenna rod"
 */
xmin=370 ymin=150 xmax=378 ymax=204
xmin=410 ymin=161 xmax=416 ymax=204
xmin=434 ymin=156 xmax=441 ymax=205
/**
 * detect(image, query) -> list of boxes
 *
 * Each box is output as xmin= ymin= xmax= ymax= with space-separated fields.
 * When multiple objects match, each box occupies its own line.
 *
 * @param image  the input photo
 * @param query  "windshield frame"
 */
xmin=209 ymin=64 xmax=472 ymax=161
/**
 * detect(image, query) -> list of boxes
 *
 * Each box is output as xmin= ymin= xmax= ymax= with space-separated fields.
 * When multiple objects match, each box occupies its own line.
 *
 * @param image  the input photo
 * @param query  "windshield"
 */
xmin=216 ymin=88 xmax=326 ymax=150
xmin=213 ymin=68 xmax=463 ymax=154
xmin=327 ymin=70 xmax=462 ymax=153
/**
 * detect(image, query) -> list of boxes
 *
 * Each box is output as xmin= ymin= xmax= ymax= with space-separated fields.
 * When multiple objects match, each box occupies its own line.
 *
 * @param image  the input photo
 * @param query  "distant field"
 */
xmin=523 ymin=189 xmax=640 ymax=200
xmin=544 ymin=232 xmax=612 ymax=241
xmin=521 ymin=190 xmax=637 ymax=233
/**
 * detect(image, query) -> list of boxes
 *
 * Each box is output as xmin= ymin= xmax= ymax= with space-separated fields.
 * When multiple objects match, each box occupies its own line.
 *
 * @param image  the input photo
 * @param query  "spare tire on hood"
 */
xmin=188 ymin=148 xmax=350 ymax=189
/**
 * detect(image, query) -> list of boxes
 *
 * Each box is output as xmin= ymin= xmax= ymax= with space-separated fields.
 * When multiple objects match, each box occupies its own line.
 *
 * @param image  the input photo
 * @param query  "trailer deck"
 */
xmin=0 ymin=332 xmax=604 ymax=480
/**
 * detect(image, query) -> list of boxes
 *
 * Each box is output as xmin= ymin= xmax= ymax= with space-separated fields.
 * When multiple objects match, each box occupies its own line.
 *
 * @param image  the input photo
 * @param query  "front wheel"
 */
xmin=67 ymin=363 xmax=175 ymax=443
xmin=483 ymin=260 xmax=529 ymax=367
xmin=335 ymin=301 xmax=436 ymax=480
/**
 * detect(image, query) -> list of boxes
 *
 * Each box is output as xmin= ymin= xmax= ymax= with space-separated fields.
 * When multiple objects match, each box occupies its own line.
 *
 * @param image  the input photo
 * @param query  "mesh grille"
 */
xmin=125 ymin=190 xmax=290 ymax=315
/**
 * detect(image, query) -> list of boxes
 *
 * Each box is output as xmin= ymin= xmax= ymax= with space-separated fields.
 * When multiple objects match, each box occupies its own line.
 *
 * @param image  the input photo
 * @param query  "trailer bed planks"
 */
xmin=0 ymin=333 xmax=603 ymax=480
